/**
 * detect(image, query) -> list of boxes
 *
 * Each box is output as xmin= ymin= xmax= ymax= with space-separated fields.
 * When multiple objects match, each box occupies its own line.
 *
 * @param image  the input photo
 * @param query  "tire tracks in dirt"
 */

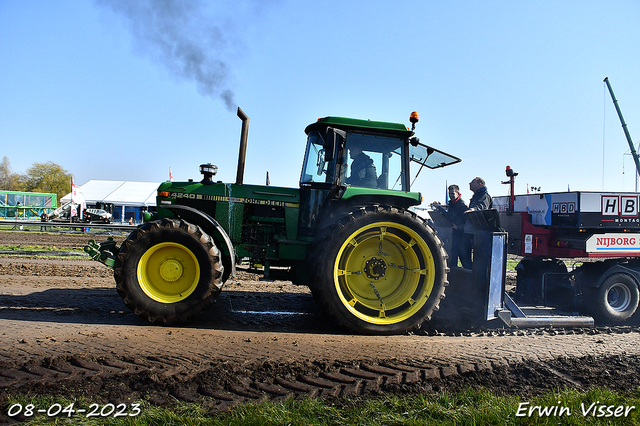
xmin=3 ymin=349 xmax=640 ymax=414
xmin=2 ymin=231 xmax=640 ymax=414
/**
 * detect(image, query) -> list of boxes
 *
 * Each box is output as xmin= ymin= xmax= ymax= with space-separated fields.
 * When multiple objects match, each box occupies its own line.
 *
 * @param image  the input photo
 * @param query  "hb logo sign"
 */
xmin=602 ymin=196 xmax=638 ymax=217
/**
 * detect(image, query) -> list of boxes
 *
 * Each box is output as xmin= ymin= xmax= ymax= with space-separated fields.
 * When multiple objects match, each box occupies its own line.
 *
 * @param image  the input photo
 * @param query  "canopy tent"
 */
xmin=61 ymin=180 xmax=160 ymax=223
xmin=61 ymin=180 xmax=159 ymax=207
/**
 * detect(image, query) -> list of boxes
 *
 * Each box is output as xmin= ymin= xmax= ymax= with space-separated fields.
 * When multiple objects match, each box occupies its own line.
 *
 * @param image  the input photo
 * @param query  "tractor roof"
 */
xmin=305 ymin=116 xmax=413 ymax=138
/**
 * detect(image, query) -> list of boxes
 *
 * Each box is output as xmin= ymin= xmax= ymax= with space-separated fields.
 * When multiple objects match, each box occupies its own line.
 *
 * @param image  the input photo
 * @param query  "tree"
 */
xmin=17 ymin=161 xmax=73 ymax=201
xmin=0 ymin=156 xmax=19 ymax=191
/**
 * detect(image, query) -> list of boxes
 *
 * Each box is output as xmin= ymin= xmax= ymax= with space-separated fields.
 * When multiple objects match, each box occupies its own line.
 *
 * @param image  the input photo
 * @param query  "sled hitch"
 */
xmin=84 ymin=237 xmax=120 ymax=269
xmin=432 ymin=209 xmax=596 ymax=329
xmin=496 ymin=292 xmax=595 ymax=328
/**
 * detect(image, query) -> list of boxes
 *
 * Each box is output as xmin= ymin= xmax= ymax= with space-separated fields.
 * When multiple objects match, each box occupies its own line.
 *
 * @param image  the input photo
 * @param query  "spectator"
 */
xmin=466 ymin=177 xmax=492 ymax=212
xmin=434 ymin=184 xmax=471 ymax=268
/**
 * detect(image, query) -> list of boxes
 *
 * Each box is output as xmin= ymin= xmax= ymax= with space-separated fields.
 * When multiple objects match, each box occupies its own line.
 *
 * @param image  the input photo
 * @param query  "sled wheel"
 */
xmin=114 ymin=218 xmax=223 ymax=324
xmin=313 ymin=206 xmax=448 ymax=334
xmin=593 ymin=273 xmax=639 ymax=323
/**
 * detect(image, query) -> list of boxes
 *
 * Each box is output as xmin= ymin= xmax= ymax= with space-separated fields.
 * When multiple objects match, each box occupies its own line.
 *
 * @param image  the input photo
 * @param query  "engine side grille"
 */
xmin=174 ymin=198 xmax=216 ymax=214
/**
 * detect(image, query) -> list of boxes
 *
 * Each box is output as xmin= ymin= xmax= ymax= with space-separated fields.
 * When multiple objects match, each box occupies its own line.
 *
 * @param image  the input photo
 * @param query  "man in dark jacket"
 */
xmin=467 ymin=177 xmax=492 ymax=212
xmin=460 ymin=177 xmax=492 ymax=267
xmin=435 ymin=185 xmax=471 ymax=268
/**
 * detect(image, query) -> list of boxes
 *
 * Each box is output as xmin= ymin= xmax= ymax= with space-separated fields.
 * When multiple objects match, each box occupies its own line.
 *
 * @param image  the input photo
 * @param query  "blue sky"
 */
xmin=1 ymin=0 xmax=639 ymax=206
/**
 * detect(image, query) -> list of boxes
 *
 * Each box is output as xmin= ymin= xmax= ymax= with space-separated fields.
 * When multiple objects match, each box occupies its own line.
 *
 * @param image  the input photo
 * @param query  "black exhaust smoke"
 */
xmin=96 ymin=0 xmax=235 ymax=111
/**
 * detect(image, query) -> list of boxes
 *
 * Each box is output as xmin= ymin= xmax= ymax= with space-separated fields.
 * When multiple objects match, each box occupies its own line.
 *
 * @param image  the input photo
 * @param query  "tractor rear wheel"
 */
xmin=114 ymin=218 xmax=224 ymax=324
xmin=312 ymin=206 xmax=448 ymax=334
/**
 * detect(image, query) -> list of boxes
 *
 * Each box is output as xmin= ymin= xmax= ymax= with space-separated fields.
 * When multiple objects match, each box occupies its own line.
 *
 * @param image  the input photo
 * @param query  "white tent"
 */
xmin=61 ymin=180 xmax=159 ymax=207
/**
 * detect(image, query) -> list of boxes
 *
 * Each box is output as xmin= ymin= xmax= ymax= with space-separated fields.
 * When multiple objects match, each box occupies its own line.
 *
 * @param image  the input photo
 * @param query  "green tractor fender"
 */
xmin=162 ymin=205 xmax=236 ymax=280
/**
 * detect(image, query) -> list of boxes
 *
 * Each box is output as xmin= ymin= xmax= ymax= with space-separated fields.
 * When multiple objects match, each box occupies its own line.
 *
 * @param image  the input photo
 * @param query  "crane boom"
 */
xmin=604 ymin=77 xmax=640 ymax=178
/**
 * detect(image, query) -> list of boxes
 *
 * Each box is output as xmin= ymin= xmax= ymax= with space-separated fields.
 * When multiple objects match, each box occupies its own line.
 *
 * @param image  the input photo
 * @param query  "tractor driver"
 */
xmin=345 ymin=143 xmax=377 ymax=188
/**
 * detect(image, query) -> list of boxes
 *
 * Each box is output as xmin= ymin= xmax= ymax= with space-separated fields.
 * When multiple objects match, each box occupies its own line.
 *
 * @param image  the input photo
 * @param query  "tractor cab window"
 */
xmin=300 ymin=131 xmax=337 ymax=184
xmin=300 ymin=130 xmax=412 ymax=191
xmin=341 ymin=133 xmax=406 ymax=191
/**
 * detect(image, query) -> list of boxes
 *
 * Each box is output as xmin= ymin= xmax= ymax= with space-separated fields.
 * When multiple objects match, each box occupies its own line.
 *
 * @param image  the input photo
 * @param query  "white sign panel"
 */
xmin=585 ymin=233 xmax=640 ymax=254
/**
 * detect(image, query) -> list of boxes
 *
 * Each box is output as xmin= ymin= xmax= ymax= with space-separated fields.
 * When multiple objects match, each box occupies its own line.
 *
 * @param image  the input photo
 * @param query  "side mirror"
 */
xmin=323 ymin=127 xmax=346 ymax=163
xmin=323 ymin=129 xmax=336 ymax=162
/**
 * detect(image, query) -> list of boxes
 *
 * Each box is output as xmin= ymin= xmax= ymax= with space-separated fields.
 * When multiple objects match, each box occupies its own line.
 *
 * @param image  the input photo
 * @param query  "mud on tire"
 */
xmin=311 ymin=205 xmax=448 ymax=334
xmin=114 ymin=218 xmax=224 ymax=324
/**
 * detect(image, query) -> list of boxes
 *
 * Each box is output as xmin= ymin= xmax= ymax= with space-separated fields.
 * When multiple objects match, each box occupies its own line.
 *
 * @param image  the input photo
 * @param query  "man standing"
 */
xmin=460 ymin=177 xmax=493 ymax=267
xmin=435 ymin=185 xmax=471 ymax=268
xmin=467 ymin=177 xmax=492 ymax=212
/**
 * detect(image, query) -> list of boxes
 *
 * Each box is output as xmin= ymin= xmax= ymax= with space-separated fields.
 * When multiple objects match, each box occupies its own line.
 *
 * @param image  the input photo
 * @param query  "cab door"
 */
xmin=298 ymin=128 xmax=344 ymax=236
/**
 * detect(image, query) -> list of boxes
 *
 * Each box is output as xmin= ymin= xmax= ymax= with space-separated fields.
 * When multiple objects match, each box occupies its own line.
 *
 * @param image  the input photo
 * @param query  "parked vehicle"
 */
xmin=83 ymin=208 xmax=112 ymax=224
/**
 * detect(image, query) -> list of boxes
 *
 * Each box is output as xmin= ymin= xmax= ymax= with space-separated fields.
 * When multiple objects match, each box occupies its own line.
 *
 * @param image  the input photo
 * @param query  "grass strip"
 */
xmin=4 ymin=386 xmax=640 ymax=425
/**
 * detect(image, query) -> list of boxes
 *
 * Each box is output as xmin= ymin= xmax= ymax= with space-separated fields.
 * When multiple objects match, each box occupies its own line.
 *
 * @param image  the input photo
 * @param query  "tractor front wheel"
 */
xmin=312 ymin=206 xmax=448 ymax=334
xmin=114 ymin=218 xmax=224 ymax=324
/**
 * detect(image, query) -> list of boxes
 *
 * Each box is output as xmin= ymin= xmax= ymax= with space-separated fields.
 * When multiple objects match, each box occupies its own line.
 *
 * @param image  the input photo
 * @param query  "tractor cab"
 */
xmin=298 ymin=114 xmax=460 ymax=236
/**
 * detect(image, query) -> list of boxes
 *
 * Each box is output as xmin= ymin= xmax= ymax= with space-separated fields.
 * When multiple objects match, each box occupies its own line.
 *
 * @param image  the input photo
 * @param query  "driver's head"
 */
xmin=348 ymin=143 xmax=363 ymax=160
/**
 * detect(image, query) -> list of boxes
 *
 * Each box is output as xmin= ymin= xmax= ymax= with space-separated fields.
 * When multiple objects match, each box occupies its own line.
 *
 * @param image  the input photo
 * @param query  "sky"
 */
xmin=1 ymin=0 xmax=640 ymax=207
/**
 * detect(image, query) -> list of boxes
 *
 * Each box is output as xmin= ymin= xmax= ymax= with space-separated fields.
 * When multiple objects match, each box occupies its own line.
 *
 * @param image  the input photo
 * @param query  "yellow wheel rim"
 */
xmin=137 ymin=242 xmax=200 ymax=303
xmin=334 ymin=221 xmax=436 ymax=325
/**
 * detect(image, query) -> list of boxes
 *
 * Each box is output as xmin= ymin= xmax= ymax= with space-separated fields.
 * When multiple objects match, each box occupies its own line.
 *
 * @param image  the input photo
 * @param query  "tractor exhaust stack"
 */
xmin=236 ymin=107 xmax=250 ymax=185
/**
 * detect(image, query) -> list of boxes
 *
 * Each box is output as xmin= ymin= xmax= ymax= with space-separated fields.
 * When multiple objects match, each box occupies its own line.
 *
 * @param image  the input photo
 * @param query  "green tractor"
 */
xmin=86 ymin=108 xmax=461 ymax=334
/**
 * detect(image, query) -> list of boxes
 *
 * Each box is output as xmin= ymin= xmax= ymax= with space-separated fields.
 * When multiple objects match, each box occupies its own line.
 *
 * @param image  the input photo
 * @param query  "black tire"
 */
xmin=114 ymin=218 xmax=224 ymax=324
xmin=312 ymin=205 xmax=448 ymax=334
xmin=592 ymin=273 xmax=639 ymax=323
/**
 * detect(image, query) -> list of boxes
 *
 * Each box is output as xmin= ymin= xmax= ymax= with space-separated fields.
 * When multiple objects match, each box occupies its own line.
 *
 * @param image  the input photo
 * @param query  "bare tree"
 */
xmin=0 ymin=156 xmax=19 ymax=191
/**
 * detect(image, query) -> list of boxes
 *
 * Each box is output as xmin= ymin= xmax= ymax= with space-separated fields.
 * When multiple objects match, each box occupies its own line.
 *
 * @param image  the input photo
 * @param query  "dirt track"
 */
xmin=2 ymin=229 xmax=640 ymax=418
